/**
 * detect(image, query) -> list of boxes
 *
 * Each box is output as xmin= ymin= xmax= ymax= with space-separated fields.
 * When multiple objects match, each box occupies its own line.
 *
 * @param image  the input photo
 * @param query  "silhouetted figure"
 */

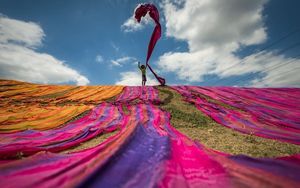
xmin=138 ymin=62 xmax=147 ymax=86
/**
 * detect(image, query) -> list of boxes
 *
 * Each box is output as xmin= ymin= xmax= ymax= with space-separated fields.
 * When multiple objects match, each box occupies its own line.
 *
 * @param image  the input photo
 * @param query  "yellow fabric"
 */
xmin=0 ymin=80 xmax=124 ymax=133
xmin=0 ymin=104 xmax=93 ymax=133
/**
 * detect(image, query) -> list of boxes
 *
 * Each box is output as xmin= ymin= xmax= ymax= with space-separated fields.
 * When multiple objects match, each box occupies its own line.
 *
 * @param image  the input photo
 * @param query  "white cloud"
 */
xmin=0 ymin=15 xmax=89 ymax=85
xmin=248 ymin=53 xmax=300 ymax=87
xmin=111 ymin=56 xmax=136 ymax=67
xmin=157 ymin=0 xmax=300 ymax=87
xmin=95 ymin=54 xmax=104 ymax=63
xmin=115 ymin=71 xmax=159 ymax=86
xmin=121 ymin=6 xmax=152 ymax=32
xmin=163 ymin=0 xmax=267 ymax=52
xmin=0 ymin=16 xmax=44 ymax=48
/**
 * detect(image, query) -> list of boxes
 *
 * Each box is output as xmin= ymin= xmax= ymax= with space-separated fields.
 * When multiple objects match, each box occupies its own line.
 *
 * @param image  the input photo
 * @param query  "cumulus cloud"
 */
xmin=121 ymin=6 xmax=152 ymax=32
xmin=0 ymin=15 xmax=89 ymax=85
xmin=111 ymin=56 xmax=136 ymax=67
xmin=115 ymin=71 xmax=159 ymax=86
xmin=248 ymin=53 xmax=300 ymax=87
xmin=158 ymin=0 xmax=300 ymax=87
xmin=0 ymin=16 xmax=44 ymax=48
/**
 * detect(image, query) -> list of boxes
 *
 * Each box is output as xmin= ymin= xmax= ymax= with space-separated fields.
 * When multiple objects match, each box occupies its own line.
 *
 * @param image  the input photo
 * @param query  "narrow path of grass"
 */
xmin=58 ymin=88 xmax=125 ymax=153
xmin=61 ymin=131 xmax=119 ymax=154
xmin=157 ymin=86 xmax=300 ymax=157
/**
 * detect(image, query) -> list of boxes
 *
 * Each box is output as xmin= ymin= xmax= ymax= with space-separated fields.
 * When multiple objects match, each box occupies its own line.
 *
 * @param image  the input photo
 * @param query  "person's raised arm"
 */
xmin=138 ymin=61 xmax=141 ymax=69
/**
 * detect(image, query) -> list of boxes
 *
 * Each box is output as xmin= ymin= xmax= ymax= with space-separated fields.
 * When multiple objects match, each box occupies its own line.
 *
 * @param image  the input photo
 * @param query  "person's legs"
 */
xmin=142 ymin=75 xmax=146 ymax=86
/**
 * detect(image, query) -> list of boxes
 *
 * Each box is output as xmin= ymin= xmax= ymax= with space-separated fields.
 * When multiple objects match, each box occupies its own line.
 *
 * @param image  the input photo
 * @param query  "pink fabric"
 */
xmin=159 ymin=126 xmax=231 ymax=187
xmin=0 ymin=103 xmax=234 ymax=188
xmin=172 ymin=86 xmax=300 ymax=144
xmin=116 ymin=86 xmax=160 ymax=104
xmin=1 ymin=86 xmax=300 ymax=187
xmin=0 ymin=103 xmax=123 ymax=159
xmin=135 ymin=4 xmax=165 ymax=85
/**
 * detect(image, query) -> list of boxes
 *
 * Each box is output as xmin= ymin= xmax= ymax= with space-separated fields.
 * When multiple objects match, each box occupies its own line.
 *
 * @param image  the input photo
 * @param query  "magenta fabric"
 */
xmin=135 ymin=4 xmax=165 ymax=85
xmin=1 ymin=102 xmax=300 ymax=187
xmin=0 ymin=102 xmax=124 ymax=159
xmin=172 ymin=86 xmax=300 ymax=145
xmin=116 ymin=86 xmax=160 ymax=104
xmin=1 ymin=86 xmax=300 ymax=187
xmin=0 ymin=103 xmax=230 ymax=187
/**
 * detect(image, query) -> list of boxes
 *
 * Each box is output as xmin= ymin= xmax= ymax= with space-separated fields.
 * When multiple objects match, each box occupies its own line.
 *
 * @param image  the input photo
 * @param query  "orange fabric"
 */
xmin=0 ymin=80 xmax=124 ymax=133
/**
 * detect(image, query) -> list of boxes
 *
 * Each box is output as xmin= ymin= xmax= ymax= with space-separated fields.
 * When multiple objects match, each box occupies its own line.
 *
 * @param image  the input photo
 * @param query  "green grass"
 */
xmin=156 ymin=86 xmax=300 ymax=157
xmin=61 ymin=130 xmax=119 ymax=154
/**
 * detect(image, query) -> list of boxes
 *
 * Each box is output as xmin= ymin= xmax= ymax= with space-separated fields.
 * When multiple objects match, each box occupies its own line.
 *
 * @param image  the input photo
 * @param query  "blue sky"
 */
xmin=0 ymin=0 xmax=300 ymax=87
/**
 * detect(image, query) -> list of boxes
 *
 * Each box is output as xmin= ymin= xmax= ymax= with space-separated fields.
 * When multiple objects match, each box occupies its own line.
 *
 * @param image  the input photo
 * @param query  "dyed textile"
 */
xmin=1 ymin=83 xmax=300 ymax=187
xmin=0 ymin=103 xmax=123 ymax=159
xmin=1 ymin=103 xmax=300 ymax=187
xmin=135 ymin=4 xmax=165 ymax=85
xmin=0 ymin=104 xmax=231 ymax=188
xmin=172 ymin=86 xmax=300 ymax=145
xmin=59 ymin=85 xmax=123 ymax=103
xmin=116 ymin=86 xmax=160 ymax=104
xmin=0 ymin=80 xmax=124 ymax=104
xmin=0 ymin=80 xmax=123 ymax=133
xmin=0 ymin=104 xmax=92 ymax=133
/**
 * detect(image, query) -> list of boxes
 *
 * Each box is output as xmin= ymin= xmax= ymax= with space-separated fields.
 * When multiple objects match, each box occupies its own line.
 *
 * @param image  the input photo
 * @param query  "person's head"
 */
xmin=141 ymin=65 xmax=146 ymax=69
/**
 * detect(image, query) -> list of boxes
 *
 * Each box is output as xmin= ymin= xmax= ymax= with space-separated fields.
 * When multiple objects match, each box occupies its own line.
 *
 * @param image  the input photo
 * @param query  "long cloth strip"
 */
xmin=0 ymin=80 xmax=123 ymax=104
xmin=1 ymin=102 xmax=300 ymax=187
xmin=0 ymin=86 xmax=159 ymax=158
xmin=0 ymin=80 xmax=123 ymax=133
xmin=135 ymin=4 xmax=165 ymax=85
xmin=0 ymin=103 xmax=123 ymax=159
xmin=172 ymin=86 xmax=300 ymax=145
xmin=0 ymin=104 xmax=93 ymax=133
xmin=115 ymin=86 xmax=160 ymax=104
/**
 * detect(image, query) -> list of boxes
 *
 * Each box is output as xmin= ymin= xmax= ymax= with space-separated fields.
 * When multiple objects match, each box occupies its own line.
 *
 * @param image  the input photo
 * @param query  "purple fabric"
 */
xmin=78 ymin=106 xmax=171 ymax=188
xmin=172 ymin=86 xmax=300 ymax=144
xmin=116 ymin=86 xmax=160 ymax=104
xmin=229 ymin=154 xmax=300 ymax=182
xmin=1 ymin=86 xmax=300 ymax=187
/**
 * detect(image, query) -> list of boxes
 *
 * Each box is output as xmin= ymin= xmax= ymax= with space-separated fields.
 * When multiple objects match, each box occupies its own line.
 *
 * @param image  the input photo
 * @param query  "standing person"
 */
xmin=138 ymin=62 xmax=147 ymax=86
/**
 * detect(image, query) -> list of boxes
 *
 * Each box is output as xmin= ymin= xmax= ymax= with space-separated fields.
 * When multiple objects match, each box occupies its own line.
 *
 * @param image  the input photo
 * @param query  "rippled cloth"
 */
xmin=0 ymin=103 xmax=123 ymax=159
xmin=0 ymin=104 xmax=93 ymax=133
xmin=1 ymin=84 xmax=300 ymax=187
xmin=116 ymin=86 xmax=160 ymax=104
xmin=1 ymin=102 xmax=300 ymax=187
xmin=172 ymin=86 xmax=300 ymax=145
xmin=0 ymin=104 xmax=231 ymax=188
xmin=0 ymin=80 xmax=124 ymax=104
xmin=135 ymin=4 xmax=165 ymax=85
xmin=0 ymin=80 xmax=124 ymax=133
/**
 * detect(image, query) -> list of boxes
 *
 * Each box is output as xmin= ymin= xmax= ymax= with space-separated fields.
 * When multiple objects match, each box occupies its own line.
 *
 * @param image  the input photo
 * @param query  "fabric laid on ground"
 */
xmin=1 ymin=102 xmax=300 ymax=187
xmin=1 ymin=83 xmax=300 ymax=187
xmin=0 ymin=104 xmax=93 ymax=133
xmin=0 ymin=80 xmax=124 ymax=105
xmin=0 ymin=103 xmax=123 ymax=159
xmin=115 ymin=86 xmax=160 ymax=104
xmin=172 ymin=86 xmax=300 ymax=145
xmin=0 ymin=80 xmax=124 ymax=133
